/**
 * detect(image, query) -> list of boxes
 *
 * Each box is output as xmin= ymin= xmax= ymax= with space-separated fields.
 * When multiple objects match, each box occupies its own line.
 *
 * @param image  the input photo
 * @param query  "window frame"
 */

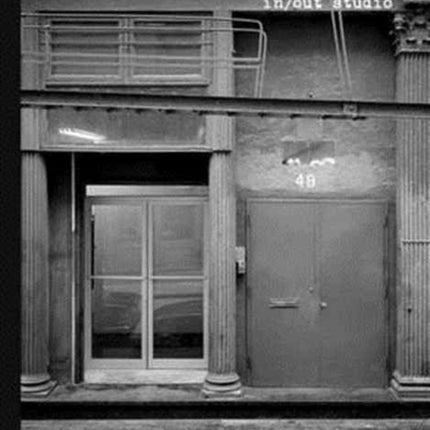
xmin=41 ymin=14 xmax=211 ymax=87
xmin=83 ymin=188 xmax=209 ymax=382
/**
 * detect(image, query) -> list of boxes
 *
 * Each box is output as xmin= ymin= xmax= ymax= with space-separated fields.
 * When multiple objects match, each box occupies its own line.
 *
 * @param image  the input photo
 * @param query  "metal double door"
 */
xmin=247 ymin=199 xmax=387 ymax=388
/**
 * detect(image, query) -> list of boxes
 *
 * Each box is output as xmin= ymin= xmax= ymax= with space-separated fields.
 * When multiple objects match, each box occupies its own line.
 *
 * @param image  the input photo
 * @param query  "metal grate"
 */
xmin=21 ymin=13 xmax=267 ymax=97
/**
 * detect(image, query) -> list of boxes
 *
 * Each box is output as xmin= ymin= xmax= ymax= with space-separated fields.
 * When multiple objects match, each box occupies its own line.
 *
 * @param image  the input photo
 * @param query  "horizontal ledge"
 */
xmin=84 ymin=369 xmax=206 ymax=384
xmin=38 ymin=146 xmax=214 ymax=153
xmin=21 ymin=90 xmax=430 ymax=120
xmin=87 ymin=185 xmax=208 ymax=197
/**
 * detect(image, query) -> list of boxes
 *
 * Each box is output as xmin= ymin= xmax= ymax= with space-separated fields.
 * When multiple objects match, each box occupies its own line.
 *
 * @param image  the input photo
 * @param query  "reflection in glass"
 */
xmin=47 ymin=108 xmax=205 ymax=147
xmin=152 ymin=204 xmax=204 ymax=276
xmin=92 ymin=279 xmax=141 ymax=359
xmin=93 ymin=205 xmax=142 ymax=276
xmin=153 ymin=280 xmax=203 ymax=359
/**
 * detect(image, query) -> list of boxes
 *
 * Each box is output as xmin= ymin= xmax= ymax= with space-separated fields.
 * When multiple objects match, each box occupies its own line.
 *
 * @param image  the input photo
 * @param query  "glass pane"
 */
xmin=92 ymin=279 xmax=141 ymax=359
xmin=47 ymin=108 xmax=205 ymax=148
xmin=153 ymin=280 xmax=203 ymax=359
xmin=92 ymin=205 xmax=142 ymax=276
xmin=152 ymin=204 xmax=204 ymax=276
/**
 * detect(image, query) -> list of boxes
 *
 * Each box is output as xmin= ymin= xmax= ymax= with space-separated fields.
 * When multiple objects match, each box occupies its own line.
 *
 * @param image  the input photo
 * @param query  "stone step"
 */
xmin=21 ymin=419 xmax=430 ymax=430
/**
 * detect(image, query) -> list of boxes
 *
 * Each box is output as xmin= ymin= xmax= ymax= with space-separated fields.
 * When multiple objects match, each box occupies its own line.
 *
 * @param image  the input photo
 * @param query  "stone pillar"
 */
xmin=202 ymin=11 xmax=242 ymax=397
xmin=21 ymin=152 xmax=56 ymax=396
xmin=391 ymin=6 xmax=430 ymax=399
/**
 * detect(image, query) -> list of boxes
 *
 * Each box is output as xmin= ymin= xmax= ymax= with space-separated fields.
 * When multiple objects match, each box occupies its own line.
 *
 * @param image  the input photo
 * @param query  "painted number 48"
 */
xmin=295 ymin=174 xmax=316 ymax=188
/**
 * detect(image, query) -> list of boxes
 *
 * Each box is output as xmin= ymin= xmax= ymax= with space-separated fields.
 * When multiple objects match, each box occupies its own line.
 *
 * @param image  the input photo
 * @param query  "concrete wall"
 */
xmin=235 ymin=13 xmax=396 ymax=199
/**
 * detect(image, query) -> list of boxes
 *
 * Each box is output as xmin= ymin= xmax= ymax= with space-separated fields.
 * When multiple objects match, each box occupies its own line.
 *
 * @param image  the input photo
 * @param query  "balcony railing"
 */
xmin=21 ymin=13 xmax=267 ymax=97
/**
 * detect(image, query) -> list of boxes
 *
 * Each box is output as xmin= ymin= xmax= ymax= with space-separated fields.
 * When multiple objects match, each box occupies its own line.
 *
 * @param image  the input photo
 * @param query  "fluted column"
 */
xmin=391 ymin=6 xmax=430 ymax=399
xmin=21 ymin=152 xmax=56 ymax=396
xmin=202 ymin=10 xmax=241 ymax=397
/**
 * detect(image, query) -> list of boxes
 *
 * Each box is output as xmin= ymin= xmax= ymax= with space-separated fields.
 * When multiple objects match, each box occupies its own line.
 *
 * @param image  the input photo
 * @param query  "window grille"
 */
xmin=21 ymin=13 xmax=267 ymax=96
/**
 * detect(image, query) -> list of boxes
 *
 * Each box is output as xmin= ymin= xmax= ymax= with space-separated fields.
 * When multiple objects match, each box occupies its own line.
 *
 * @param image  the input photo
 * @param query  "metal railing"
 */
xmin=21 ymin=13 xmax=267 ymax=97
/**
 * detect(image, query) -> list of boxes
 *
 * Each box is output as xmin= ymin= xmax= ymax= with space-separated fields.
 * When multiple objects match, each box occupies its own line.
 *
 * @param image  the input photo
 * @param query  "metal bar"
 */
xmin=269 ymin=297 xmax=300 ymax=309
xmin=257 ymin=30 xmax=267 ymax=97
xmin=151 ymin=275 xmax=206 ymax=280
xmin=70 ymin=152 xmax=76 ymax=383
xmin=89 ymin=275 xmax=144 ymax=280
xmin=330 ymin=11 xmax=346 ymax=98
xmin=24 ymin=57 xmax=263 ymax=69
xmin=22 ymin=13 xmax=264 ymax=26
xmin=337 ymin=11 xmax=353 ymax=98
xmin=21 ymin=90 xmax=430 ymax=120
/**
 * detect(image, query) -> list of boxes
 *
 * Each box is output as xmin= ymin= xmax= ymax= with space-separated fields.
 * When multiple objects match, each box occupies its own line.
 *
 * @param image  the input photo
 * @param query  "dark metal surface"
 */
xmin=21 ymin=89 xmax=430 ymax=120
xmin=21 ymin=399 xmax=430 ymax=420
xmin=317 ymin=202 xmax=386 ymax=387
xmin=248 ymin=201 xmax=317 ymax=387
xmin=247 ymin=199 xmax=386 ymax=388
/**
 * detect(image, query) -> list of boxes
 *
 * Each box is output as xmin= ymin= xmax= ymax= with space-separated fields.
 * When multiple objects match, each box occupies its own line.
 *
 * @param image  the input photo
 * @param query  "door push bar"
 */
xmin=268 ymin=298 xmax=328 ymax=309
xmin=269 ymin=297 xmax=300 ymax=308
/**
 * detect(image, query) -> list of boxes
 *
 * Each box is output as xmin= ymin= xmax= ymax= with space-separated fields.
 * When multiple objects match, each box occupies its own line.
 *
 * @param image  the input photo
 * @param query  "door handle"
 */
xmin=320 ymin=301 xmax=328 ymax=309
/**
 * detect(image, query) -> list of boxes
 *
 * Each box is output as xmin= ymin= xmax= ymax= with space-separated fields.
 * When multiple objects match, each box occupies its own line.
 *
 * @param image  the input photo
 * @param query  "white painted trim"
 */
xmin=86 ymin=185 xmax=208 ymax=197
xmin=70 ymin=152 xmax=77 ymax=383
xmin=141 ymin=202 xmax=149 ymax=369
xmin=147 ymin=202 xmax=154 ymax=368
xmin=147 ymin=199 xmax=209 ymax=368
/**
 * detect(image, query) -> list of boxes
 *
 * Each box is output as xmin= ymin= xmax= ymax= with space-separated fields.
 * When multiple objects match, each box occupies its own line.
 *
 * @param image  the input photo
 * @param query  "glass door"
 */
xmin=84 ymin=188 xmax=208 ymax=378
xmin=85 ymin=200 xmax=147 ymax=369
xmin=149 ymin=201 xmax=207 ymax=368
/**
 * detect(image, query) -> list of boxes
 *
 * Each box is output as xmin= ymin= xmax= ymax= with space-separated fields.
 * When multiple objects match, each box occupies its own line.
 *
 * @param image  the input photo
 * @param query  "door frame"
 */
xmin=245 ymin=197 xmax=390 ymax=388
xmin=82 ymin=185 xmax=209 ymax=383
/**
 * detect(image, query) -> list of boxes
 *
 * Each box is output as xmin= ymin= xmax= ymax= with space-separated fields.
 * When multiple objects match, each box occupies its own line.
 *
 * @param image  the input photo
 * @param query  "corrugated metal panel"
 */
xmin=396 ymin=52 xmax=430 ymax=378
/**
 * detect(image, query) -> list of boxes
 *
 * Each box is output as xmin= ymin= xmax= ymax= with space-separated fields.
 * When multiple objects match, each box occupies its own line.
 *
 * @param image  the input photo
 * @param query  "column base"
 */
xmin=202 ymin=372 xmax=242 ymax=398
xmin=390 ymin=371 xmax=430 ymax=401
xmin=21 ymin=374 xmax=57 ymax=397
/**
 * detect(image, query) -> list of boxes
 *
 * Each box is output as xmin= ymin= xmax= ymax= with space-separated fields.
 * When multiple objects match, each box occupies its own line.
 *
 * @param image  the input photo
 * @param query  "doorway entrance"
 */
xmin=247 ymin=199 xmax=387 ymax=388
xmin=83 ymin=186 xmax=208 ymax=383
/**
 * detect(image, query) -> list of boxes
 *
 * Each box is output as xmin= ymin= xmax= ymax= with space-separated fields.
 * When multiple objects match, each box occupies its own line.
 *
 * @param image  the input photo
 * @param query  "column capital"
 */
xmin=393 ymin=6 xmax=430 ymax=54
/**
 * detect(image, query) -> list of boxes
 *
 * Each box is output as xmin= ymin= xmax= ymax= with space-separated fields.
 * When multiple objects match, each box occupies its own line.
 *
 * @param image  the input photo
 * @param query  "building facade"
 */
xmin=21 ymin=0 xmax=430 ymax=399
